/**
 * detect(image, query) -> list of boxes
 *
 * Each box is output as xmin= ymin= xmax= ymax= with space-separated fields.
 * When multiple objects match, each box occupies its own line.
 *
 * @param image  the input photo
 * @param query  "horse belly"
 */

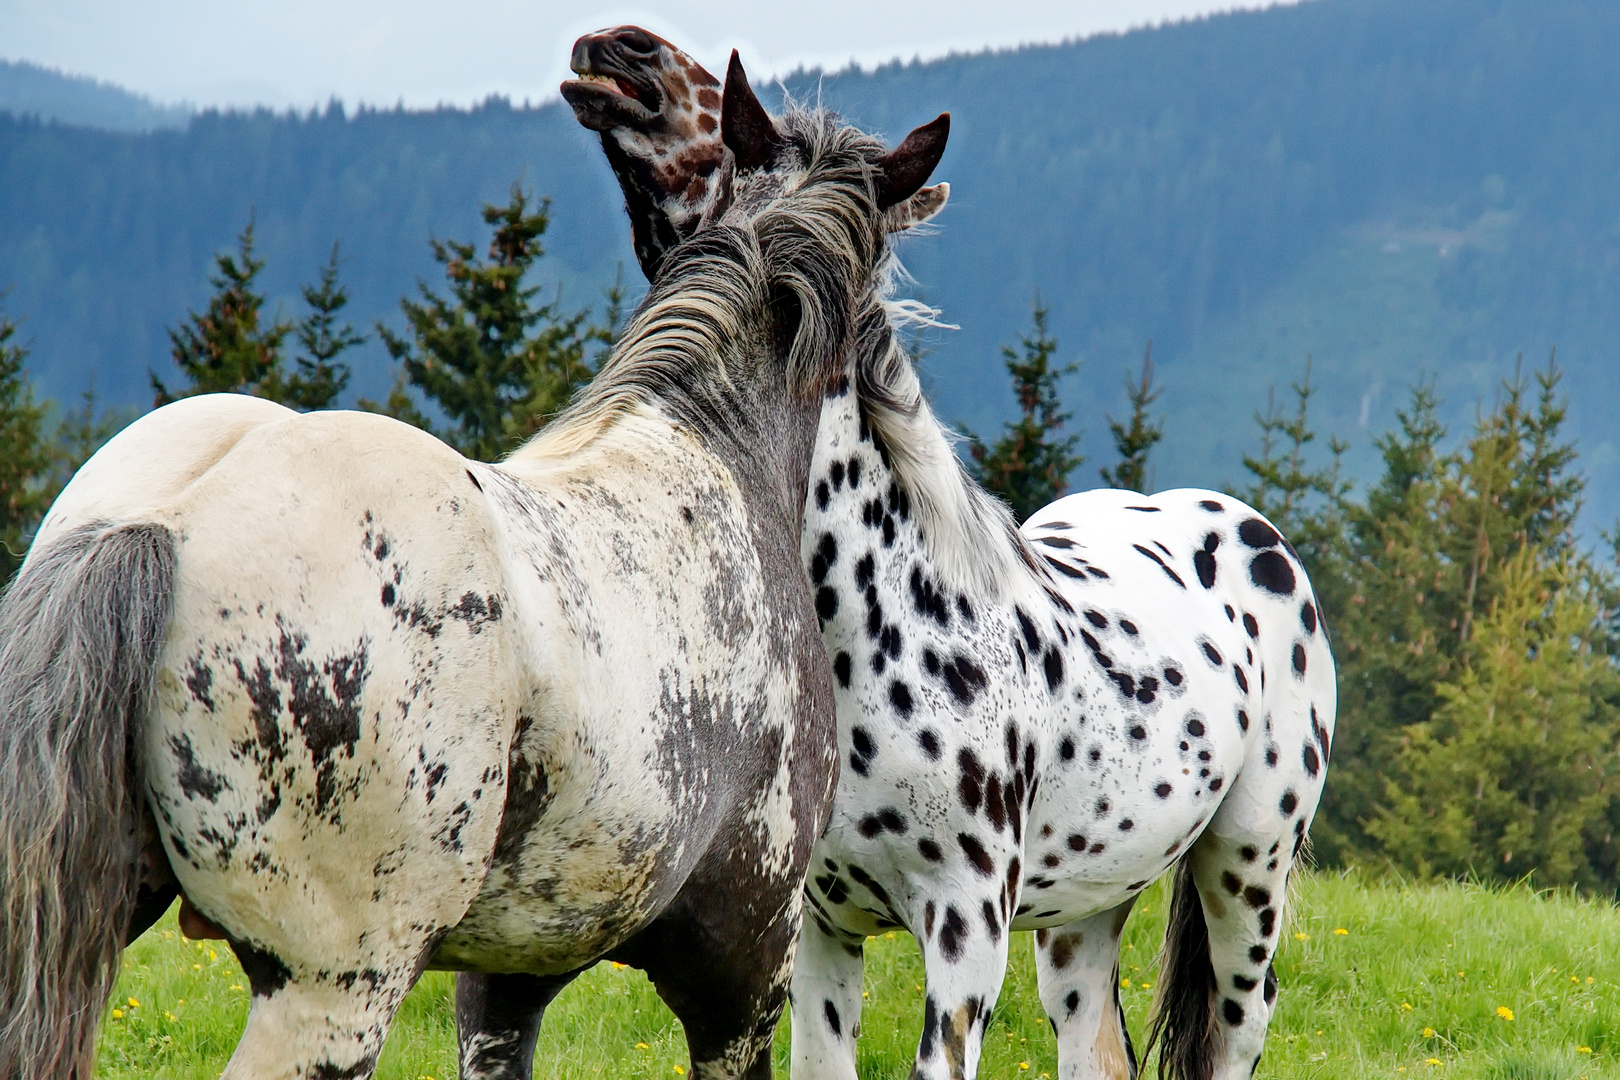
xmin=429 ymin=738 xmax=697 ymax=974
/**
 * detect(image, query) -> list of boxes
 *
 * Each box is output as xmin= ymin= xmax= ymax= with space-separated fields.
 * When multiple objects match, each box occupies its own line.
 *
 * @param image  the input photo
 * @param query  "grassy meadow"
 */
xmin=96 ymin=871 xmax=1620 ymax=1079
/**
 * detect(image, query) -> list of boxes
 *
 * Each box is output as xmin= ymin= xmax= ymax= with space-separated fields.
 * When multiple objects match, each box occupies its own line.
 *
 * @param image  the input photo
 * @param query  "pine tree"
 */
xmin=372 ymin=185 xmax=618 ymax=462
xmin=1238 ymin=356 xmax=1350 ymax=573
xmin=1366 ymin=547 xmax=1620 ymax=892
xmin=154 ymin=221 xmax=291 ymax=405
xmin=0 ymin=316 xmax=50 ymax=583
xmin=969 ymin=301 xmax=1083 ymax=521
xmin=1314 ymin=356 xmax=1614 ymax=874
xmin=1098 ymin=342 xmax=1163 ymax=492
xmin=281 ymin=242 xmax=363 ymax=410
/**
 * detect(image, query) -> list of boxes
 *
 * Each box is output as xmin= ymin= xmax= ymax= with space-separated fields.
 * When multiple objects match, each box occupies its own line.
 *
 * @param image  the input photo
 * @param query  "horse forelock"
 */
xmin=517 ymin=106 xmax=897 ymax=462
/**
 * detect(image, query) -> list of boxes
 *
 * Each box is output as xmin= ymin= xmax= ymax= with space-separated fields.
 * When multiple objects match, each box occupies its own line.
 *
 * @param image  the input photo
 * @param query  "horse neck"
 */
xmin=805 ymin=361 xmax=1050 ymax=660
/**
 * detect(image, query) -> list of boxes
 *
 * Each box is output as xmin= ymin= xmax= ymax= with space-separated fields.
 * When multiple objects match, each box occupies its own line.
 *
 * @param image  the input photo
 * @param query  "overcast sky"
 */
xmin=2 ymin=0 xmax=1295 ymax=110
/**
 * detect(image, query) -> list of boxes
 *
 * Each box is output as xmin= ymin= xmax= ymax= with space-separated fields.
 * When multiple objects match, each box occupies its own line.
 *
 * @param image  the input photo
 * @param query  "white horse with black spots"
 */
xmin=0 ymin=58 xmax=955 ymax=1080
xmin=549 ymin=30 xmax=1337 ymax=1080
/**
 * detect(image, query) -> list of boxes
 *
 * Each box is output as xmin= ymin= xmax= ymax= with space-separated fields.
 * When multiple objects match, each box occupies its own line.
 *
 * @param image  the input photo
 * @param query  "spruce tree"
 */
xmin=1238 ymin=357 xmax=1350 ymax=573
xmin=1367 ymin=547 xmax=1620 ymax=892
xmin=154 ymin=221 xmax=291 ymax=405
xmin=372 ymin=185 xmax=618 ymax=462
xmin=1098 ymin=343 xmax=1164 ymax=492
xmin=1314 ymin=357 xmax=1616 ymax=878
xmin=0 ymin=316 xmax=50 ymax=584
xmin=281 ymin=242 xmax=363 ymax=410
xmin=969 ymin=301 xmax=1083 ymax=521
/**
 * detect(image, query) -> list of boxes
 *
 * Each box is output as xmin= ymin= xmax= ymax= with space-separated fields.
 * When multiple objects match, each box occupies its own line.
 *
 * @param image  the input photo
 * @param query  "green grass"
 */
xmin=96 ymin=870 xmax=1620 ymax=1078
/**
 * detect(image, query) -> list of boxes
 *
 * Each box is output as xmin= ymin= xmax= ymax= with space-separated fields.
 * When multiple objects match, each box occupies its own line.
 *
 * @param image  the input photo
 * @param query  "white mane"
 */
xmin=860 ymin=280 xmax=1047 ymax=602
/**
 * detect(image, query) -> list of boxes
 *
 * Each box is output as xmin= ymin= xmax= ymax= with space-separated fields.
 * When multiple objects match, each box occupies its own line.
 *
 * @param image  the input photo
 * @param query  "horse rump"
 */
xmin=0 ymin=522 xmax=176 ymax=1079
xmin=1143 ymin=860 xmax=1218 ymax=1080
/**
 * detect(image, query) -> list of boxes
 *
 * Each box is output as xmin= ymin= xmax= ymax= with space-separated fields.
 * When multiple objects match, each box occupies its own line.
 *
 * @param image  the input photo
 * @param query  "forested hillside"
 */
xmin=0 ymin=60 xmax=188 ymax=131
xmin=5 ymin=0 xmax=1620 ymax=520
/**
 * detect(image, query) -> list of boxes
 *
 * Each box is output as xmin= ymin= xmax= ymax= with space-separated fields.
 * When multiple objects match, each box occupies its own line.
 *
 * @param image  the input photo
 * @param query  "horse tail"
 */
xmin=0 ymin=522 xmax=177 ymax=1079
xmin=1142 ymin=859 xmax=1217 ymax=1080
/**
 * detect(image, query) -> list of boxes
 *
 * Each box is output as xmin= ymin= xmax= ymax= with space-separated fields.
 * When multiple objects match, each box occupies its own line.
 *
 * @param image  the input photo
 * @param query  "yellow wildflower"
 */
xmin=1496 ymin=1006 xmax=1514 ymax=1021
xmin=110 ymin=1009 xmax=123 ymax=1019
xmin=611 ymin=962 xmax=627 ymax=970
xmin=1295 ymin=931 xmax=1310 ymax=941
xmin=1019 ymin=1064 xmax=1030 ymax=1071
xmin=1333 ymin=927 xmax=1348 ymax=936
xmin=194 ymin=963 xmax=203 ymax=970
xmin=635 ymin=1043 xmax=649 ymax=1050
xmin=1141 ymin=981 xmax=1153 ymax=989
xmin=1423 ymin=1027 xmax=1436 ymax=1038
xmin=1426 ymin=1058 xmax=1442 ymax=1066
xmin=127 ymin=997 xmax=139 ymax=1008
xmin=164 ymin=1011 xmax=177 ymax=1022
xmin=674 ymin=1068 xmax=686 ymax=1076
xmin=1579 ymin=1046 xmax=1593 ymax=1054
xmin=1120 ymin=977 xmax=1131 ymax=988
xmin=1588 ymin=977 xmax=1596 ymax=984
xmin=1401 ymin=1002 xmax=1413 ymax=1011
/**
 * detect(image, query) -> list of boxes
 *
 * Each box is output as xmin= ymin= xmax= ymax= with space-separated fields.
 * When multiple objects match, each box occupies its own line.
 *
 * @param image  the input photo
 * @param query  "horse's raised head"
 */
xmin=562 ymin=27 xmax=726 ymax=278
xmin=565 ymin=31 xmax=951 ymax=279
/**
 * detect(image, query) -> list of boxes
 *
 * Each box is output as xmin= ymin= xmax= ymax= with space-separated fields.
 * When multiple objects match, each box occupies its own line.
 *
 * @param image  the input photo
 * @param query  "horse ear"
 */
xmin=875 ymin=113 xmax=950 ymax=210
xmin=722 ymin=51 xmax=782 ymax=170
xmin=887 ymin=182 xmax=949 ymax=232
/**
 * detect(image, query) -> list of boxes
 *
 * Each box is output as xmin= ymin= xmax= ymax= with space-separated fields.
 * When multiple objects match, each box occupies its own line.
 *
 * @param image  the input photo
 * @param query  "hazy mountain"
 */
xmin=3 ymin=0 xmax=1619 ymax=525
xmin=0 ymin=60 xmax=189 ymax=131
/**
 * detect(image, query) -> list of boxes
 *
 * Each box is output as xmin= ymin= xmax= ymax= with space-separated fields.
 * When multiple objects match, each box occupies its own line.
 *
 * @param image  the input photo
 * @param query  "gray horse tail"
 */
xmin=0 ymin=522 xmax=177 ymax=1079
xmin=1142 ymin=860 xmax=1217 ymax=1080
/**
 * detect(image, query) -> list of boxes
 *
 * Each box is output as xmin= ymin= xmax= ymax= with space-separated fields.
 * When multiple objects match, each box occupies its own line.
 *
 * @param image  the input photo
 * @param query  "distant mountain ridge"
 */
xmin=4 ymin=0 xmax=1620 ymax=526
xmin=0 ymin=59 xmax=189 ymax=131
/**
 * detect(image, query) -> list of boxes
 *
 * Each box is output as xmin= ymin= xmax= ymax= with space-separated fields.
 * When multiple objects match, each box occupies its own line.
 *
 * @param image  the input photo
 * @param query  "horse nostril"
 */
xmin=614 ymin=27 xmax=658 ymax=55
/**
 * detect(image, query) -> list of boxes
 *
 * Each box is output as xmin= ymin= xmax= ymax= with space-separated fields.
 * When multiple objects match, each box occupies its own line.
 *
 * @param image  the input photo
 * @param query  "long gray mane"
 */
xmin=519 ymin=107 xmax=888 ymax=461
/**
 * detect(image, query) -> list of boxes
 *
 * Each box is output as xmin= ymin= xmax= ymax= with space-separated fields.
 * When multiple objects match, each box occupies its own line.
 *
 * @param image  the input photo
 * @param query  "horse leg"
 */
xmin=625 ymin=903 xmax=802 ymax=1080
xmin=455 ymin=971 xmax=582 ymax=1080
xmin=1170 ymin=825 xmax=1297 ymax=1080
xmin=909 ymin=898 xmax=1014 ymax=1080
xmin=221 ymin=944 xmax=433 ymax=1080
xmin=1034 ymin=900 xmax=1138 ymax=1080
xmin=788 ymin=910 xmax=865 ymax=1080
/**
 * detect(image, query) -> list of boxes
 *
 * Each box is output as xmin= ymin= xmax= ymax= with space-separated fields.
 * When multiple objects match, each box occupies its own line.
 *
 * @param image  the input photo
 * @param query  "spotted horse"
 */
xmin=0 ymin=60 xmax=956 ymax=1080
xmin=547 ymin=29 xmax=1338 ymax=1080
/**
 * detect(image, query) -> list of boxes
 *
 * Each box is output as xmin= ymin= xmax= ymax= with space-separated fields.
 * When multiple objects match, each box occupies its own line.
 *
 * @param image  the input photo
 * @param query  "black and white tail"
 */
xmin=1143 ymin=860 xmax=1218 ymax=1080
xmin=0 ymin=523 xmax=176 ymax=1079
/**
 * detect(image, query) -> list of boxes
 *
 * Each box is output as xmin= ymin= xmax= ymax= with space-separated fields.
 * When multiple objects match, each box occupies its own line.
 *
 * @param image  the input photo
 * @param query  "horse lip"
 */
xmin=565 ymin=52 xmax=663 ymax=114
xmin=561 ymin=78 xmax=656 ymax=132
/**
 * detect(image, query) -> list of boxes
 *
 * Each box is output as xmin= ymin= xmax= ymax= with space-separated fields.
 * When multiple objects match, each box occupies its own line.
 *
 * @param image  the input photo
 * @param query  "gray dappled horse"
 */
xmin=0 ymin=57 xmax=952 ymax=1080
xmin=551 ymin=30 xmax=1338 ymax=1080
